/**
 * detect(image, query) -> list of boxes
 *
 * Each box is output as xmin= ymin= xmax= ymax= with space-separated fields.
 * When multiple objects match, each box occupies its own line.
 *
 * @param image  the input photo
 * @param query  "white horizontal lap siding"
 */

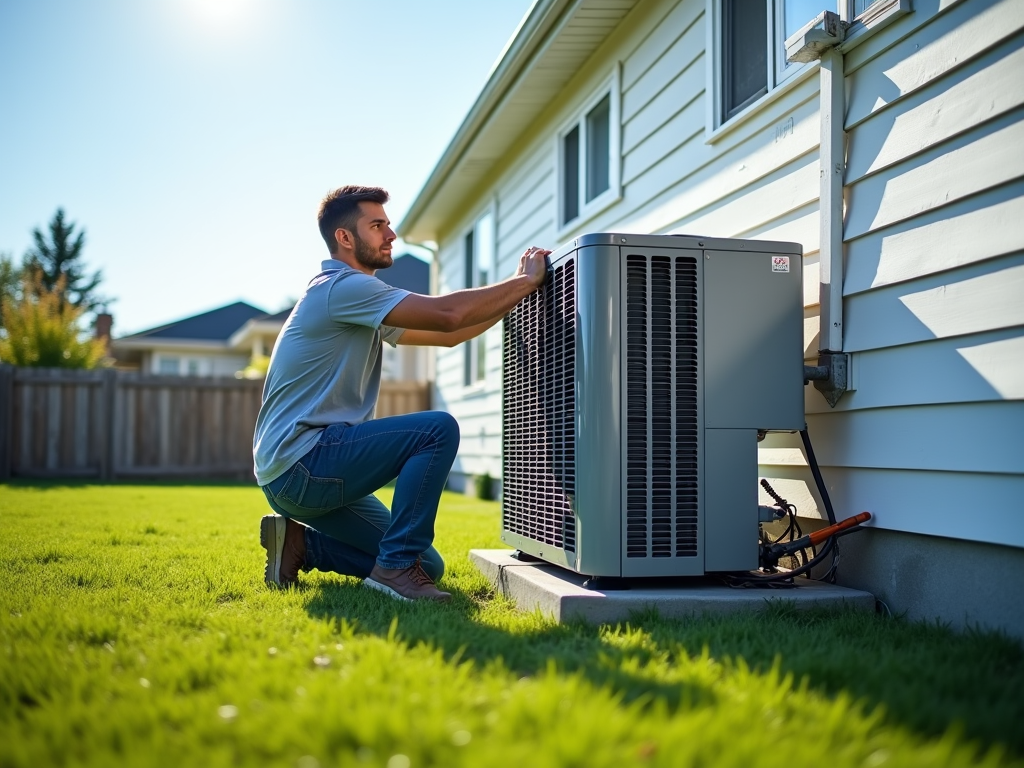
xmin=806 ymin=327 xmax=1024 ymax=414
xmin=844 ymin=255 xmax=1024 ymax=351
xmin=759 ymin=404 xmax=1024 ymax=476
xmin=793 ymin=0 xmax=1024 ymax=548
xmin=493 ymin=143 xmax=556 ymax=268
xmin=844 ymin=0 xmax=1024 ymax=124
xmin=845 ymin=34 xmax=1024 ymax=182
xmin=845 ymin=109 xmax=1024 ymax=240
xmin=845 ymin=182 xmax=1024 ymax=295
xmin=499 ymin=196 xmax=556 ymax=264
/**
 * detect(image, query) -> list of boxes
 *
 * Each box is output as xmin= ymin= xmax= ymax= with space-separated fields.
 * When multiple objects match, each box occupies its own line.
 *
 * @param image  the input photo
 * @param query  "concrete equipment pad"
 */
xmin=471 ymin=549 xmax=875 ymax=624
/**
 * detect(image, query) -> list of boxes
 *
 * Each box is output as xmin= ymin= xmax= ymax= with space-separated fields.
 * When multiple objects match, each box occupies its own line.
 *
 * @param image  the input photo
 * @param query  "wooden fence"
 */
xmin=0 ymin=365 xmax=431 ymax=481
xmin=375 ymin=380 xmax=432 ymax=419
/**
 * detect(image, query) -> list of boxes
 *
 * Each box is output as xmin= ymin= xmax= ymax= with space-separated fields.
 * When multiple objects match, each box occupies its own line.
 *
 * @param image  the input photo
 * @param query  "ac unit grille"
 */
xmin=502 ymin=258 xmax=577 ymax=552
xmin=625 ymin=254 xmax=699 ymax=558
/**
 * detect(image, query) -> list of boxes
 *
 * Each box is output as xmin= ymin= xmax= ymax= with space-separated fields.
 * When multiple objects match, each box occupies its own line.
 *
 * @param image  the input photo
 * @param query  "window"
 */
xmin=186 ymin=359 xmax=200 ymax=375
xmin=558 ymin=72 xmax=621 ymax=229
xmin=714 ymin=0 xmax=892 ymax=126
xmin=157 ymin=356 xmax=180 ymax=375
xmin=463 ymin=210 xmax=495 ymax=386
xmin=722 ymin=0 xmax=769 ymax=120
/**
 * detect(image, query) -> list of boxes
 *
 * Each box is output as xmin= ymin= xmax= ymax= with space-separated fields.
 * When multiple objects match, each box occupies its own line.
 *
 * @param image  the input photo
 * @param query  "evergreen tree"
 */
xmin=23 ymin=208 xmax=107 ymax=315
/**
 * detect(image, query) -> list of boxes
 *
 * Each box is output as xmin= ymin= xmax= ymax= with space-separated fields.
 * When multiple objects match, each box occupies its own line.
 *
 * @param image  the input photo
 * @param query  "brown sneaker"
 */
xmin=260 ymin=514 xmax=307 ymax=588
xmin=363 ymin=561 xmax=451 ymax=602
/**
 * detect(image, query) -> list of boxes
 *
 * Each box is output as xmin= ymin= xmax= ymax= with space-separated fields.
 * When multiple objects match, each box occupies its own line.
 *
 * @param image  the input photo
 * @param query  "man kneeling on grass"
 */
xmin=253 ymin=185 xmax=549 ymax=601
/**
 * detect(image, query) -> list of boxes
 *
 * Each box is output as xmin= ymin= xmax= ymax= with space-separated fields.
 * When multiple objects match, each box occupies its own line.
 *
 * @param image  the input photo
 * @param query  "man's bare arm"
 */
xmin=397 ymin=317 xmax=501 ymax=348
xmin=383 ymin=246 xmax=549 ymax=336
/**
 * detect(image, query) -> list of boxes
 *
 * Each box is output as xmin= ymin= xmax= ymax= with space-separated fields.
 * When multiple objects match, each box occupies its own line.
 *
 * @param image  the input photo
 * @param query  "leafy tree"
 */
xmin=0 ymin=272 xmax=106 ymax=368
xmin=23 ymin=208 xmax=108 ymax=315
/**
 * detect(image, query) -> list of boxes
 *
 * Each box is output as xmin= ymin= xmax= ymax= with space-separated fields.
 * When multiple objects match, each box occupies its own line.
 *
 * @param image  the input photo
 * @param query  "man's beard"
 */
xmin=353 ymin=234 xmax=393 ymax=271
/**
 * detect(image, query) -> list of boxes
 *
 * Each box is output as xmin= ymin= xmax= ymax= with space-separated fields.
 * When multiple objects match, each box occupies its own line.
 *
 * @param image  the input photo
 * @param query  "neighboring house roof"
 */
xmin=117 ymin=301 xmax=269 ymax=346
xmin=261 ymin=308 xmax=293 ymax=323
xmin=376 ymin=254 xmax=430 ymax=294
xmin=398 ymin=0 xmax=640 ymax=244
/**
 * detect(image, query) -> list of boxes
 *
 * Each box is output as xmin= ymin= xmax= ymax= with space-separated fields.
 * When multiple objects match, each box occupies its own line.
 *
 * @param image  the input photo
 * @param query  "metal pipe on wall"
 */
xmin=818 ymin=46 xmax=846 ymax=356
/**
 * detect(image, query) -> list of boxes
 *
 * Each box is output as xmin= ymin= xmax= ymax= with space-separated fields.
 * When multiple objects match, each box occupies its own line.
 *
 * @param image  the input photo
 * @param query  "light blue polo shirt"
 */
xmin=253 ymin=259 xmax=409 ymax=485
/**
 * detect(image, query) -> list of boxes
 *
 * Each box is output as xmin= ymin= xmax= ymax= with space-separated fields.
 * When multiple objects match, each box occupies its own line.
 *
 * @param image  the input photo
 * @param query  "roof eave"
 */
xmin=228 ymin=319 xmax=287 ymax=350
xmin=110 ymin=338 xmax=232 ymax=352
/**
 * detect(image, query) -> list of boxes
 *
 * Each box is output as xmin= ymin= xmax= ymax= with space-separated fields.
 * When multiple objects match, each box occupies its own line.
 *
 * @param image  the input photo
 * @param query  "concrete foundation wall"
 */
xmin=835 ymin=528 xmax=1024 ymax=640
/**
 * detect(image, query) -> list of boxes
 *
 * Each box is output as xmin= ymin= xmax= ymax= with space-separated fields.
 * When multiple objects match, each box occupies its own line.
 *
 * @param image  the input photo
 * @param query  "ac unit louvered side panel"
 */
xmin=624 ymin=253 xmax=700 ymax=560
xmin=502 ymin=259 xmax=577 ymax=552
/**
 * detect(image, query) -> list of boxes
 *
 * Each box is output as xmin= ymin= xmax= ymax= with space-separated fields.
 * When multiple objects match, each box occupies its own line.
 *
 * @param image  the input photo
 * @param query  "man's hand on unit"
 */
xmin=518 ymin=246 xmax=550 ymax=288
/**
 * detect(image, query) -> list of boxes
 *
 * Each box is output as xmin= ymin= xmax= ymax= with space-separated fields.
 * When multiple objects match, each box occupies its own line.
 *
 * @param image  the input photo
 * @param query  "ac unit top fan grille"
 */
xmin=502 ymin=258 xmax=577 ymax=552
xmin=625 ymin=254 xmax=699 ymax=558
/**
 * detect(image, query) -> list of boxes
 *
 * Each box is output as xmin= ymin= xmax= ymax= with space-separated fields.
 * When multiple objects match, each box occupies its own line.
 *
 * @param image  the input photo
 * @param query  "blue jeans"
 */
xmin=261 ymin=411 xmax=460 ymax=581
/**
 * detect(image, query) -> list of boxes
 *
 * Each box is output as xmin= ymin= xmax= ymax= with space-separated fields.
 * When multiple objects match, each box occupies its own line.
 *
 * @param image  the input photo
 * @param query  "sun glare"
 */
xmin=184 ymin=0 xmax=252 ymax=30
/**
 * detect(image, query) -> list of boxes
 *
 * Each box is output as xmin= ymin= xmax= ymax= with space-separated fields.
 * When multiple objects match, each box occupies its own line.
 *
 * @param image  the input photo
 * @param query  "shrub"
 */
xmin=475 ymin=471 xmax=496 ymax=501
xmin=0 ymin=273 xmax=106 ymax=368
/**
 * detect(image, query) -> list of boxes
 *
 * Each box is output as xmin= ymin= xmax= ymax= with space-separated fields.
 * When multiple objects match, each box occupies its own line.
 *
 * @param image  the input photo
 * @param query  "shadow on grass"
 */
xmin=303 ymin=578 xmax=1024 ymax=760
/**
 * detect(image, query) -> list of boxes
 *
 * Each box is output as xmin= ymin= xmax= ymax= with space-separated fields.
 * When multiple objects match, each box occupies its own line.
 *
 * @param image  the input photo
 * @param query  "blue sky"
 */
xmin=0 ymin=0 xmax=532 ymax=335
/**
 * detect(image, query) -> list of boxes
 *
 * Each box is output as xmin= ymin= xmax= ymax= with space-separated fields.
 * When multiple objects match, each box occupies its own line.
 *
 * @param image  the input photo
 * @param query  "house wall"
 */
xmin=148 ymin=350 xmax=250 ymax=378
xmin=436 ymin=0 xmax=821 ymax=488
xmin=432 ymin=0 xmax=1023 ymax=631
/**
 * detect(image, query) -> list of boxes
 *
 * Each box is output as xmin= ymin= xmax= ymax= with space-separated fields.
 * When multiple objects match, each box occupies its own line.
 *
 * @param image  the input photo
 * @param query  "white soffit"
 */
xmin=400 ymin=0 xmax=638 ymax=243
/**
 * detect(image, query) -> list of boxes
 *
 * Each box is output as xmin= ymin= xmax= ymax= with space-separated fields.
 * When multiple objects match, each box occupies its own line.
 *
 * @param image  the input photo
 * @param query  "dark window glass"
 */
xmin=562 ymin=126 xmax=580 ymax=224
xmin=464 ymin=229 xmax=474 ymax=289
xmin=722 ymin=0 xmax=768 ymax=120
xmin=463 ymin=230 xmax=474 ymax=386
xmin=585 ymin=95 xmax=611 ymax=202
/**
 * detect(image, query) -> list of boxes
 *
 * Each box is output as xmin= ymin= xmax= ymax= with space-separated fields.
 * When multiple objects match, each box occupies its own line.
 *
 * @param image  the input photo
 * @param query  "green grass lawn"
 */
xmin=0 ymin=482 xmax=1021 ymax=768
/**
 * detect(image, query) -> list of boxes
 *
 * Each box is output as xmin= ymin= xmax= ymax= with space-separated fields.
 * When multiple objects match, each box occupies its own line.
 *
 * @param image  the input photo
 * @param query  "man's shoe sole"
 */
xmin=363 ymin=577 xmax=450 ymax=602
xmin=363 ymin=577 xmax=412 ymax=602
xmin=260 ymin=515 xmax=287 ymax=587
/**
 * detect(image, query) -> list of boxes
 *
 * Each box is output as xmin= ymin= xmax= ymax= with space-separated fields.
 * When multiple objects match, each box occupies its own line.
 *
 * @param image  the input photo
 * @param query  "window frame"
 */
xmin=707 ymin=0 xmax=910 ymax=140
xmin=156 ymin=355 xmax=180 ymax=375
xmin=555 ymin=67 xmax=622 ymax=238
xmin=462 ymin=204 xmax=497 ymax=388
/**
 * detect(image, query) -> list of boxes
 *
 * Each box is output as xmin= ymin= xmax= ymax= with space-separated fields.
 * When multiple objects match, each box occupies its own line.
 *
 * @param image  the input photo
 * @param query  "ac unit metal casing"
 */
xmin=501 ymin=233 xmax=804 ymax=578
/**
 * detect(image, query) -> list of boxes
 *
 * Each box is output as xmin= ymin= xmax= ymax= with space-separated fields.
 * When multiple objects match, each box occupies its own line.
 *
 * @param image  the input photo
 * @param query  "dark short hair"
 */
xmin=317 ymin=186 xmax=390 ymax=253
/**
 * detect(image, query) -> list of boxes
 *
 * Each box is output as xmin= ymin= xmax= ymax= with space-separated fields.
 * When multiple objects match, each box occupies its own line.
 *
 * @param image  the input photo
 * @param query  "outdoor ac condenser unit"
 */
xmin=501 ymin=233 xmax=804 ymax=579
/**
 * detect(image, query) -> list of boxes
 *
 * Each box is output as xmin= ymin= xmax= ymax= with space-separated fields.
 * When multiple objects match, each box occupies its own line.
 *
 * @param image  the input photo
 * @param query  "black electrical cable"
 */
xmin=800 ymin=426 xmax=837 ymax=526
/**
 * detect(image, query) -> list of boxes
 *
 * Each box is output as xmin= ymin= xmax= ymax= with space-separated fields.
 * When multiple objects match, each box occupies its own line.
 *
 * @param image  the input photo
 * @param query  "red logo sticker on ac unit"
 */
xmin=772 ymin=256 xmax=790 ymax=273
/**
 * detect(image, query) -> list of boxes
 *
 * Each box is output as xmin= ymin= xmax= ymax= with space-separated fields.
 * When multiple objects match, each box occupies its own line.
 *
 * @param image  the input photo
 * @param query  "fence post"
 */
xmin=100 ymin=368 xmax=117 ymax=482
xmin=0 ymin=365 xmax=12 ymax=481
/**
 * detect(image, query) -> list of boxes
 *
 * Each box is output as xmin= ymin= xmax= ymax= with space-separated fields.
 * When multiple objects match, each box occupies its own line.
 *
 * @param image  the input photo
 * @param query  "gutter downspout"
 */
xmin=815 ymin=46 xmax=849 ymax=407
xmin=789 ymin=11 xmax=849 ymax=407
